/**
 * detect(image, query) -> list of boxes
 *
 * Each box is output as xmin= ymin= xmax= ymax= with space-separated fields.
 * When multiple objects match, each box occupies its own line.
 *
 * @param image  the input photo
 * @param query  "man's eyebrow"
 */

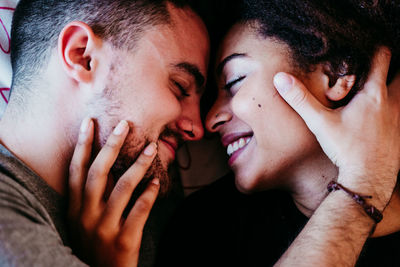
xmin=174 ymin=62 xmax=205 ymax=92
xmin=216 ymin=53 xmax=247 ymax=76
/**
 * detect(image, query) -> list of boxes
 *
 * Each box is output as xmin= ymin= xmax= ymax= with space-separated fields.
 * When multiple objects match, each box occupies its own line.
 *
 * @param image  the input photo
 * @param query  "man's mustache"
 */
xmin=159 ymin=127 xmax=185 ymax=148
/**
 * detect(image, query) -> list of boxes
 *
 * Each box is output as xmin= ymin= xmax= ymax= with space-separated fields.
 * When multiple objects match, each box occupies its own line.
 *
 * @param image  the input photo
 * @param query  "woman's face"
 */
xmin=206 ymin=23 xmax=331 ymax=193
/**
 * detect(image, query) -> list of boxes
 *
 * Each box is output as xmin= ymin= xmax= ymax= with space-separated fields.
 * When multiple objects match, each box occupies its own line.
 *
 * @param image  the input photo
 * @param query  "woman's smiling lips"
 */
xmin=221 ymin=132 xmax=253 ymax=165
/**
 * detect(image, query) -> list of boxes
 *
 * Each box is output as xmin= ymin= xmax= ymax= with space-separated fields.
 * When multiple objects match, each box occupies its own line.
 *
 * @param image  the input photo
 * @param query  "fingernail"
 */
xmin=80 ymin=117 xmax=91 ymax=133
xmin=144 ymin=142 xmax=157 ymax=156
xmin=274 ymin=72 xmax=293 ymax=94
xmin=113 ymin=120 xmax=128 ymax=135
xmin=151 ymin=178 xmax=160 ymax=185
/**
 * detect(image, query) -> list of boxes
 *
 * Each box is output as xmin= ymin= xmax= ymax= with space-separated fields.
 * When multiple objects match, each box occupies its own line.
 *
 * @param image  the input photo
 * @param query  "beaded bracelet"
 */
xmin=327 ymin=181 xmax=383 ymax=223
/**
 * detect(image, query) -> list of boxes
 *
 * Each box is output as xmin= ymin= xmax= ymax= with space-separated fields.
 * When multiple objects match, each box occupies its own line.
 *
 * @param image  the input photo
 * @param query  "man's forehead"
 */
xmin=139 ymin=26 xmax=207 ymax=72
xmin=165 ymin=3 xmax=210 ymax=68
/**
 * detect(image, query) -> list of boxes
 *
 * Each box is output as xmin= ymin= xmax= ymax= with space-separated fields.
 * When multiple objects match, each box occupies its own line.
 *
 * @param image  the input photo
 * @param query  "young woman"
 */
xmin=156 ymin=0 xmax=400 ymax=266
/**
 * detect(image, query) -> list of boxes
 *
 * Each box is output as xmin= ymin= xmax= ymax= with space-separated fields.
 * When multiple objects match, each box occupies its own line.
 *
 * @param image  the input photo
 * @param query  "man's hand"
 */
xmin=273 ymin=47 xmax=400 ymax=266
xmin=273 ymin=47 xmax=400 ymax=210
xmin=68 ymin=119 xmax=160 ymax=267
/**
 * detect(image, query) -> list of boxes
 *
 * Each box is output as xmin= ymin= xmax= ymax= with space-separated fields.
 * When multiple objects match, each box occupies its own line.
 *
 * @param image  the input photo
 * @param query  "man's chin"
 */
xmin=144 ymin=155 xmax=171 ymax=196
xmin=112 ymin=154 xmax=172 ymax=197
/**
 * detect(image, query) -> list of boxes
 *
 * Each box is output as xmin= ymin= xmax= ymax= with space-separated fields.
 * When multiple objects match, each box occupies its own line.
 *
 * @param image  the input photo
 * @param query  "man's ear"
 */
xmin=325 ymin=74 xmax=356 ymax=101
xmin=58 ymin=21 xmax=99 ymax=83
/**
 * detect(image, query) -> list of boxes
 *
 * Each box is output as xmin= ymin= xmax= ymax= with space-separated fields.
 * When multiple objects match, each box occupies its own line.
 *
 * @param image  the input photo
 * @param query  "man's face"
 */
xmin=88 ymin=4 xmax=209 ymax=194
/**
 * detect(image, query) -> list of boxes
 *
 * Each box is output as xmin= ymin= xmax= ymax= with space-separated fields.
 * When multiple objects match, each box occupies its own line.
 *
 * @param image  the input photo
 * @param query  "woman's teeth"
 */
xmin=227 ymin=137 xmax=251 ymax=156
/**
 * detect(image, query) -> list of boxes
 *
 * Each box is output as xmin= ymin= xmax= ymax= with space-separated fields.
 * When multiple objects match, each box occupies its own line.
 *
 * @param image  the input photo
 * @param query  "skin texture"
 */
xmin=206 ymin=23 xmax=340 ymax=212
xmin=0 ymin=3 xmax=209 ymax=195
xmin=76 ymin=4 xmax=210 ymax=194
xmin=206 ymin=22 xmax=400 ymax=266
xmin=0 ymin=3 xmax=209 ymax=267
xmin=66 ymin=6 xmax=210 ymax=266
xmin=65 ymin=19 xmax=400 ymax=267
xmin=68 ymin=118 xmax=161 ymax=266
xmin=274 ymin=49 xmax=400 ymax=267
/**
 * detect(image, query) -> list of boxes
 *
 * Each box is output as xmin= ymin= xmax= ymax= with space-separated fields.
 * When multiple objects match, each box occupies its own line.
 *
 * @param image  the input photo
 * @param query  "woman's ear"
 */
xmin=58 ymin=21 xmax=99 ymax=83
xmin=325 ymin=74 xmax=356 ymax=101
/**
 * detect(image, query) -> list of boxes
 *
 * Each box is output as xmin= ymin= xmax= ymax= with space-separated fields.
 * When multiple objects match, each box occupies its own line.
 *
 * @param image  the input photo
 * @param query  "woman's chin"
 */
xmin=233 ymin=167 xmax=284 ymax=194
xmin=233 ymin=171 xmax=264 ymax=194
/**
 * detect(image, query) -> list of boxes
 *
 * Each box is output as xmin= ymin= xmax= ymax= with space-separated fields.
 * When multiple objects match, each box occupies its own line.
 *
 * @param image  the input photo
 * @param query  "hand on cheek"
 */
xmin=273 ymin=47 xmax=400 ymax=211
xmin=68 ymin=118 xmax=160 ymax=267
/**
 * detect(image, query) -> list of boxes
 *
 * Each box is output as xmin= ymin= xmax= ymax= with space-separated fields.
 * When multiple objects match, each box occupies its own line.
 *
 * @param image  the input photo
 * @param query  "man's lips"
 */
xmin=160 ymin=138 xmax=178 ymax=151
xmin=159 ymin=137 xmax=178 ymax=159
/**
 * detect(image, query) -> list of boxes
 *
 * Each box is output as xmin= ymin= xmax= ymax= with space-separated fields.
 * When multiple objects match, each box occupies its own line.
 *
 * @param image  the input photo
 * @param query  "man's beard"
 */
xmin=110 ymin=126 xmax=183 ymax=197
xmin=111 ymin=145 xmax=170 ymax=196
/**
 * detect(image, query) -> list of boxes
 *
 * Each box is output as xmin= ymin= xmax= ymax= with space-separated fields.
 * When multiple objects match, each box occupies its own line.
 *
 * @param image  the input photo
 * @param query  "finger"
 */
xmin=274 ymin=72 xmax=327 ymax=133
xmin=101 ymin=142 xmax=158 ymax=228
xmin=68 ymin=117 xmax=94 ymax=221
xmin=363 ymin=46 xmax=392 ymax=94
xmin=118 ymin=178 xmax=160 ymax=249
xmin=84 ymin=120 xmax=129 ymax=209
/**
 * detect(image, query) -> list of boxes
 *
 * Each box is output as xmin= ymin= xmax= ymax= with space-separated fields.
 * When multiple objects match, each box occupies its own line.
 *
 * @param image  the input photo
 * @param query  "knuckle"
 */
xmin=105 ymin=139 xmax=120 ymax=150
xmin=95 ymin=226 xmax=111 ymax=242
xmin=135 ymin=154 xmax=152 ymax=167
xmin=290 ymin=90 xmax=308 ymax=108
xmin=69 ymin=163 xmax=82 ymax=178
xmin=87 ymin=167 xmax=106 ymax=181
xmin=379 ymin=46 xmax=392 ymax=59
xmin=114 ymin=178 xmax=135 ymax=194
xmin=115 ymin=235 xmax=137 ymax=252
xmin=134 ymin=198 xmax=153 ymax=214
xmin=80 ymin=216 xmax=94 ymax=234
xmin=77 ymin=135 xmax=91 ymax=146
xmin=369 ymin=89 xmax=387 ymax=106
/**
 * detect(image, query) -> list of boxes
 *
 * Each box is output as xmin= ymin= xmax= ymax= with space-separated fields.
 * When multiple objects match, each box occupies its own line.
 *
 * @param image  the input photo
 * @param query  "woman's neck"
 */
xmin=288 ymin=154 xmax=338 ymax=217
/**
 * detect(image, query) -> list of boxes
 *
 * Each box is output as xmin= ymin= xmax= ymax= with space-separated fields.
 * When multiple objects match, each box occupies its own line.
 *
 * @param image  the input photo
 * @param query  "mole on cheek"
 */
xmin=258 ymin=104 xmax=262 ymax=108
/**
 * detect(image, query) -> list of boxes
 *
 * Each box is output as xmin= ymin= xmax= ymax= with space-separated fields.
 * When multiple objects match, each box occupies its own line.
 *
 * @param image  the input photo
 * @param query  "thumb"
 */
xmin=273 ymin=72 xmax=327 ymax=132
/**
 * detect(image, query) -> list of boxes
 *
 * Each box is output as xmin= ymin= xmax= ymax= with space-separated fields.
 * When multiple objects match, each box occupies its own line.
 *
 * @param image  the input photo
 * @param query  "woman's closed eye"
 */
xmin=224 ymin=75 xmax=246 ymax=94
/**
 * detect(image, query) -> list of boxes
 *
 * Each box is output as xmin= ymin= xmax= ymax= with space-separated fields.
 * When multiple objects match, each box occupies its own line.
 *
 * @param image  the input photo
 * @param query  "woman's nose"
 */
xmin=205 ymin=101 xmax=232 ymax=133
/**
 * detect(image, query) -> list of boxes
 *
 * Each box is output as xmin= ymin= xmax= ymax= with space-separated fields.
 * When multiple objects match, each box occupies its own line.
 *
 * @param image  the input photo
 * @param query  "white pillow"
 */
xmin=0 ymin=0 xmax=19 ymax=118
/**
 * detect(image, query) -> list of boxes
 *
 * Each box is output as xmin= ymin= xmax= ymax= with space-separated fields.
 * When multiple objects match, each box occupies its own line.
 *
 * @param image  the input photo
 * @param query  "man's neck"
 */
xmin=0 ymin=108 xmax=77 ymax=196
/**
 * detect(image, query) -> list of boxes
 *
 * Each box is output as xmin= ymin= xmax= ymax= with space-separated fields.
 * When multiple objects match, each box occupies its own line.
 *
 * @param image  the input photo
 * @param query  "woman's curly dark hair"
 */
xmin=237 ymin=0 xmax=400 ymax=103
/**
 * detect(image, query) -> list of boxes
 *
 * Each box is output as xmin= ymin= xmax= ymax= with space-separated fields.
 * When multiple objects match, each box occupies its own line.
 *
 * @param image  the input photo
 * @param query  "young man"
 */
xmin=0 ymin=0 xmax=209 ymax=266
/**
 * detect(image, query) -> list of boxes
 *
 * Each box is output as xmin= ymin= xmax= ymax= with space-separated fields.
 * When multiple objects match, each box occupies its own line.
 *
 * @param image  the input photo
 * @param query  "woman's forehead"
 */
xmin=216 ymin=22 xmax=292 ymax=73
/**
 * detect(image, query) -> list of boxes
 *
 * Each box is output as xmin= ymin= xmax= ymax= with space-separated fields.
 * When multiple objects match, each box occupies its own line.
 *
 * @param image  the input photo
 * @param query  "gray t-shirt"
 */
xmin=0 ymin=144 xmax=87 ymax=266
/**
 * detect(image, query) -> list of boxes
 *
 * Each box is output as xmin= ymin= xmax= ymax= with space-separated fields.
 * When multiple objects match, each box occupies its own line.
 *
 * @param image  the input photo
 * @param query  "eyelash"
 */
xmin=174 ymin=81 xmax=190 ymax=97
xmin=224 ymin=76 xmax=246 ymax=91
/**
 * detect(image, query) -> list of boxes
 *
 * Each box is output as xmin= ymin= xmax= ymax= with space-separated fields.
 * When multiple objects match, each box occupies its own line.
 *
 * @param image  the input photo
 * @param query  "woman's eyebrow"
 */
xmin=216 ymin=53 xmax=247 ymax=75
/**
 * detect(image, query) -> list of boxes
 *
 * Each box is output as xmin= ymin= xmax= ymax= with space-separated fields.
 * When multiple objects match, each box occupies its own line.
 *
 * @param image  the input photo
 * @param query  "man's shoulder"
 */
xmin=0 ymin=148 xmax=57 ymax=231
xmin=0 ymin=163 xmax=53 ymax=225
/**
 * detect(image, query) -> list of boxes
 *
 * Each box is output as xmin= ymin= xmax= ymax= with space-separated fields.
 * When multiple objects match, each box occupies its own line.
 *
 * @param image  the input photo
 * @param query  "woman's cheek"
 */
xmin=230 ymin=85 xmax=260 ymax=123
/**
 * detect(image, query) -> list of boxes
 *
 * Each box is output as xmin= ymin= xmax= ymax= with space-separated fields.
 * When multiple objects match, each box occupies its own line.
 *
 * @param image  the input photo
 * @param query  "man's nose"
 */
xmin=176 ymin=115 xmax=204 ymax=141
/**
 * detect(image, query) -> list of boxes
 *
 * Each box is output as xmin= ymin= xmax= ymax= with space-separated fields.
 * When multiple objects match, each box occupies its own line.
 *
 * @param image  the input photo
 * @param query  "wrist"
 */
xmin=321 ymin=189 xmax=377 ymax=235
xmin=327 ymin=181 xmax=383 ymax=226
xmin=336 ymin=171 xmax=396 ymax=211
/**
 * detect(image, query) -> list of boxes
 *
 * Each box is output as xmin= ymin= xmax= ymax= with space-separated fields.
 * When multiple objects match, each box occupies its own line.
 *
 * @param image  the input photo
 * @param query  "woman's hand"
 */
xmin=273 ymin=47 xmax=400 ymax=210
xmin=68 ymin=119 xmax=160 ymax=267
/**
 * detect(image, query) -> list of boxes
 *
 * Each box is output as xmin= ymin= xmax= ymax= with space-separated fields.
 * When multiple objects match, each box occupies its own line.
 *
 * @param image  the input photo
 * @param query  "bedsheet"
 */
xmin=0 ymin=0 xmax=18 ymax=117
